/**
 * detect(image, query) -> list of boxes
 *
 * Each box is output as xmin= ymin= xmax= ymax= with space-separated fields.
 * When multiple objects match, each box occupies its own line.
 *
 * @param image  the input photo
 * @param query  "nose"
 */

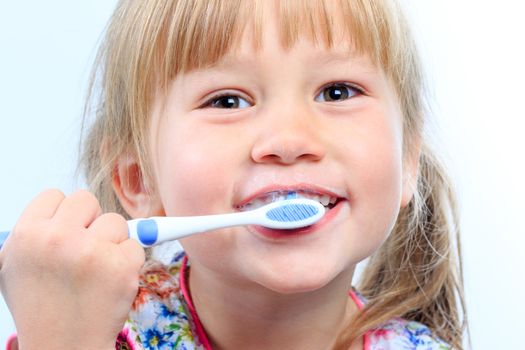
xmin=251 ymin=106 xmax=326 ymax=165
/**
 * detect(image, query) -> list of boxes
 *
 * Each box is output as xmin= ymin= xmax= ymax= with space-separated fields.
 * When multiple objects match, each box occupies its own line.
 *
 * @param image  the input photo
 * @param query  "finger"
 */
xmin=17 ymin=189 xmax=65 ymax=222
xmin=53 ymin=190 xmax=103 ymax=228
xmin=118 ymin=239 xmax=146 ymax=270
xmin=87 ymin=212 xmax=129 ymax=244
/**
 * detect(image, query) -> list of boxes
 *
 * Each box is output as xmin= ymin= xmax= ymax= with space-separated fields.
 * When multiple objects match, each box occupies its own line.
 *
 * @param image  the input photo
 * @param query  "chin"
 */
xmin=256 ymin=263 xmax=347 ymax=295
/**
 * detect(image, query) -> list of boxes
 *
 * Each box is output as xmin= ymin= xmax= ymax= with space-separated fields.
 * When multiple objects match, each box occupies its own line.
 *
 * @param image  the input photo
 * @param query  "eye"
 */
xmin=315 ymin=83 xmax=363 ymax=102
xmin=203 ymin=93 xmax=252 ymax=109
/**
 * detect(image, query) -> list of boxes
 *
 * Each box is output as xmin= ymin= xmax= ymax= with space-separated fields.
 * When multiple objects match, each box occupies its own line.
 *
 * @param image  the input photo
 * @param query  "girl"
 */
xmin=0 ymin=0 xmax=467 ymax=349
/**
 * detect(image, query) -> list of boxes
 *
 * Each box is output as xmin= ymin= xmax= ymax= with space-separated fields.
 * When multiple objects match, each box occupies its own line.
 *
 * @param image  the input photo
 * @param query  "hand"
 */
xmin=0 ymin=189 xmax=145 ymax=350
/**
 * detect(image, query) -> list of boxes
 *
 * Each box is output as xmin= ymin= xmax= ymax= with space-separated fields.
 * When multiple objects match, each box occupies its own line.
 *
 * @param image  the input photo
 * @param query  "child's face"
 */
xmin=141 ymin=17 xmax=417 ymax=294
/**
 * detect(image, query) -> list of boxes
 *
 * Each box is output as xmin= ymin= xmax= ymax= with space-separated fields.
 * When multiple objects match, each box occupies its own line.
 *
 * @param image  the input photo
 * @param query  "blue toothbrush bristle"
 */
xmin=266 ymin=203 xmax=319 ymax=222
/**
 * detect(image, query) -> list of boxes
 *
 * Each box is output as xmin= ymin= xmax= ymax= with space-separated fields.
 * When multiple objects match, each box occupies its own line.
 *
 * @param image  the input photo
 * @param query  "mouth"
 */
xmin=235 ymin=189 xmax=343 ymax=212
xmin=235 ymin=187 xmax=347 ymax=239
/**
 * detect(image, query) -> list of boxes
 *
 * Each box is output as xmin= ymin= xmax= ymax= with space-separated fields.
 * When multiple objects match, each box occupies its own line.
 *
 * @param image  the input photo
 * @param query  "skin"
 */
xmin=0 ymin=3 xmax=419 ymax=350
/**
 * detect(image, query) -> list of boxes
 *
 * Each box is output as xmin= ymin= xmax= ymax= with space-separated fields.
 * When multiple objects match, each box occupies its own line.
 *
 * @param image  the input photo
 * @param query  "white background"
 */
xmin=1 ymin=1 xmax=524 ymax=349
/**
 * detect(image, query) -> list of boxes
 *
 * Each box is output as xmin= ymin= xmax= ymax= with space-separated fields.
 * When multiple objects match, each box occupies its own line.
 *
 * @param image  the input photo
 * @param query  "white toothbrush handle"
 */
xmin=128 ymin=211 xmax=257 ymax=247
xmin=0 ymin=214 xmax=255 ymax=250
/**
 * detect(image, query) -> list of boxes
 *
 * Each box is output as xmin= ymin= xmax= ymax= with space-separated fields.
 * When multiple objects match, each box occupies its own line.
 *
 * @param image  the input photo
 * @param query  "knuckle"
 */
xmin=75 ymin=240 xmax=97 ymax=261
xmin=7 ymin=223 xmax=70 ymax=267
xmin=107 ymin=255 xmax=125 ymax=275
xmin=11 ymin=221 xmax=32 ymax=236
xmin=73 ymin=190 xmax=100 ymax=209
xmin=101 ymin=253 xmax=133 ymax=285
xmin=69 ymin=240 xmax=99 ymax=274
xmin=104 ymin=212 xmax=127 ymax=225
xmin=97 ymin=212 xmax=128 ymax=232
xmin=39 ymin=224 xmax=73 ymax=252
xmin=41 ymin=219 xmax=86 ymax=247
xmin=11 ymin=221 xmax=47 ymax=247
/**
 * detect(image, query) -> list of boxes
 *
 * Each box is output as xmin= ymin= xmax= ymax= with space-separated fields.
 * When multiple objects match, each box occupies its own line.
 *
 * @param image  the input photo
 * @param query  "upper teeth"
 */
xmin=238 ymin=190 xmax=338 ymax=211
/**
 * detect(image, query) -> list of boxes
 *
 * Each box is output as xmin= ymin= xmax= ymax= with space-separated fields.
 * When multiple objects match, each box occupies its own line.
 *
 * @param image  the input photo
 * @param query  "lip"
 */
xmin=248 ymin=199 xmax=347 ymax=240
xmin=234 ymin=183 xmax=347 ymax=208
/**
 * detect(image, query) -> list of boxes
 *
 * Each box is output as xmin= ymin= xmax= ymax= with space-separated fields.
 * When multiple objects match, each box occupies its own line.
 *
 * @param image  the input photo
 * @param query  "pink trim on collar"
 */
xmin=180 ymin=256 xmax=213 ymax=350
xmin=349 ymin=290 xmax=365 ymax=309
xmin=349 ymin=290 xmax=371 ymax=350
xmin=180 ymin=256 xmax=370 ymax=350
xmin=5 ymin=334 xmax=17 ymax=350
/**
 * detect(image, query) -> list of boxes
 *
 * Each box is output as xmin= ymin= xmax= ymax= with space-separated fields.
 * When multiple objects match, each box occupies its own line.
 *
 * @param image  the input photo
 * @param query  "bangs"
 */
xmin=148 ymin=0 xmax=409 ymax=87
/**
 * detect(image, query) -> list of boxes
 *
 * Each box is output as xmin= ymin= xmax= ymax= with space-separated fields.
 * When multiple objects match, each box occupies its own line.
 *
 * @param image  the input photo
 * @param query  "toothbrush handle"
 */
xmin=0 ymin=212 xmax=255 ymax=250
xmin=128 ymin=212 xmax=255 ymax=247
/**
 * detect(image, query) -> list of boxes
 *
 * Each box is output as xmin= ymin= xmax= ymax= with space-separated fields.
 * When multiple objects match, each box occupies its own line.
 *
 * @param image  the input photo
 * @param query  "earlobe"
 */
xmin=112 ymin=153 xmax=164 ymax=218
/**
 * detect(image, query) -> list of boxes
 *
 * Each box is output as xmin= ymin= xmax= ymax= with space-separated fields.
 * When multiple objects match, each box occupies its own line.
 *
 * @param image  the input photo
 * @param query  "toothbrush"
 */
xmin=0 ymin=198 xmax=325 ymax=249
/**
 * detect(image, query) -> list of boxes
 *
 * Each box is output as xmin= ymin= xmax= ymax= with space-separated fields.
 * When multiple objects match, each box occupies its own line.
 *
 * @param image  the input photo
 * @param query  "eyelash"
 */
xmin=200 ymin=82 xmax=365 ymax=109
xmin=201 ymin=92 xmax=252 ymax=109
xmin=314 ymin=82 xmax=365 ymax=103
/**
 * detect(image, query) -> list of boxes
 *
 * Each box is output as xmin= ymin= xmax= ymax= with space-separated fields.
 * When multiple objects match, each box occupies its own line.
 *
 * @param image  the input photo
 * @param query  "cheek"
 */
xmin=355 ymin=146 xmax=403 ymax=250
xmin=344 ymin=115 xmax=405 ymax=247
xmin=152 ymin=122 xmax=241 ymax=216
xmin=359 ymin=136 xmax=403 ymax=202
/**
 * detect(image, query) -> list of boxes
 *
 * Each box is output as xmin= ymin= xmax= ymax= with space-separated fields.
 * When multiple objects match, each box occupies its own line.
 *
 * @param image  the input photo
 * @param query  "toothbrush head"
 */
xmin=259 ymin=198 xmax=326 ymax=229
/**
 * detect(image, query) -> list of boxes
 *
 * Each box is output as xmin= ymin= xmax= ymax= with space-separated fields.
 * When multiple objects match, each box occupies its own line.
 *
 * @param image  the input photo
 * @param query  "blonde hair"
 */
xmin=81 ymin=0 xmax=467 ymax=348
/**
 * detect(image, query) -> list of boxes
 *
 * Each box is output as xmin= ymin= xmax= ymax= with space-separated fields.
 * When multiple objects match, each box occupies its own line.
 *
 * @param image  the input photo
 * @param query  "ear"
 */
xmin=112 ymin=153 xmax=164 ymax=218
xmin=400 ymin=138 xmax=422 ymax=208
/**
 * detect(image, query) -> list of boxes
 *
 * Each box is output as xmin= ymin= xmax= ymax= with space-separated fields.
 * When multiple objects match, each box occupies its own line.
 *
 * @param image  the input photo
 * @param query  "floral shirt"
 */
xmin=4 ymin=251 xmax=449 ymax=350
xmin=116 ymin=251 xmax=450 ymax=350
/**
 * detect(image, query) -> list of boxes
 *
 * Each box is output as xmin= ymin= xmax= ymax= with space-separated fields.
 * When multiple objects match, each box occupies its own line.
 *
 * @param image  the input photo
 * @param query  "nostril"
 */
xmin=251 ymin=130 xmax=326 ymax=165
xmin=252 ymin=145 xmax=325 ymax=165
